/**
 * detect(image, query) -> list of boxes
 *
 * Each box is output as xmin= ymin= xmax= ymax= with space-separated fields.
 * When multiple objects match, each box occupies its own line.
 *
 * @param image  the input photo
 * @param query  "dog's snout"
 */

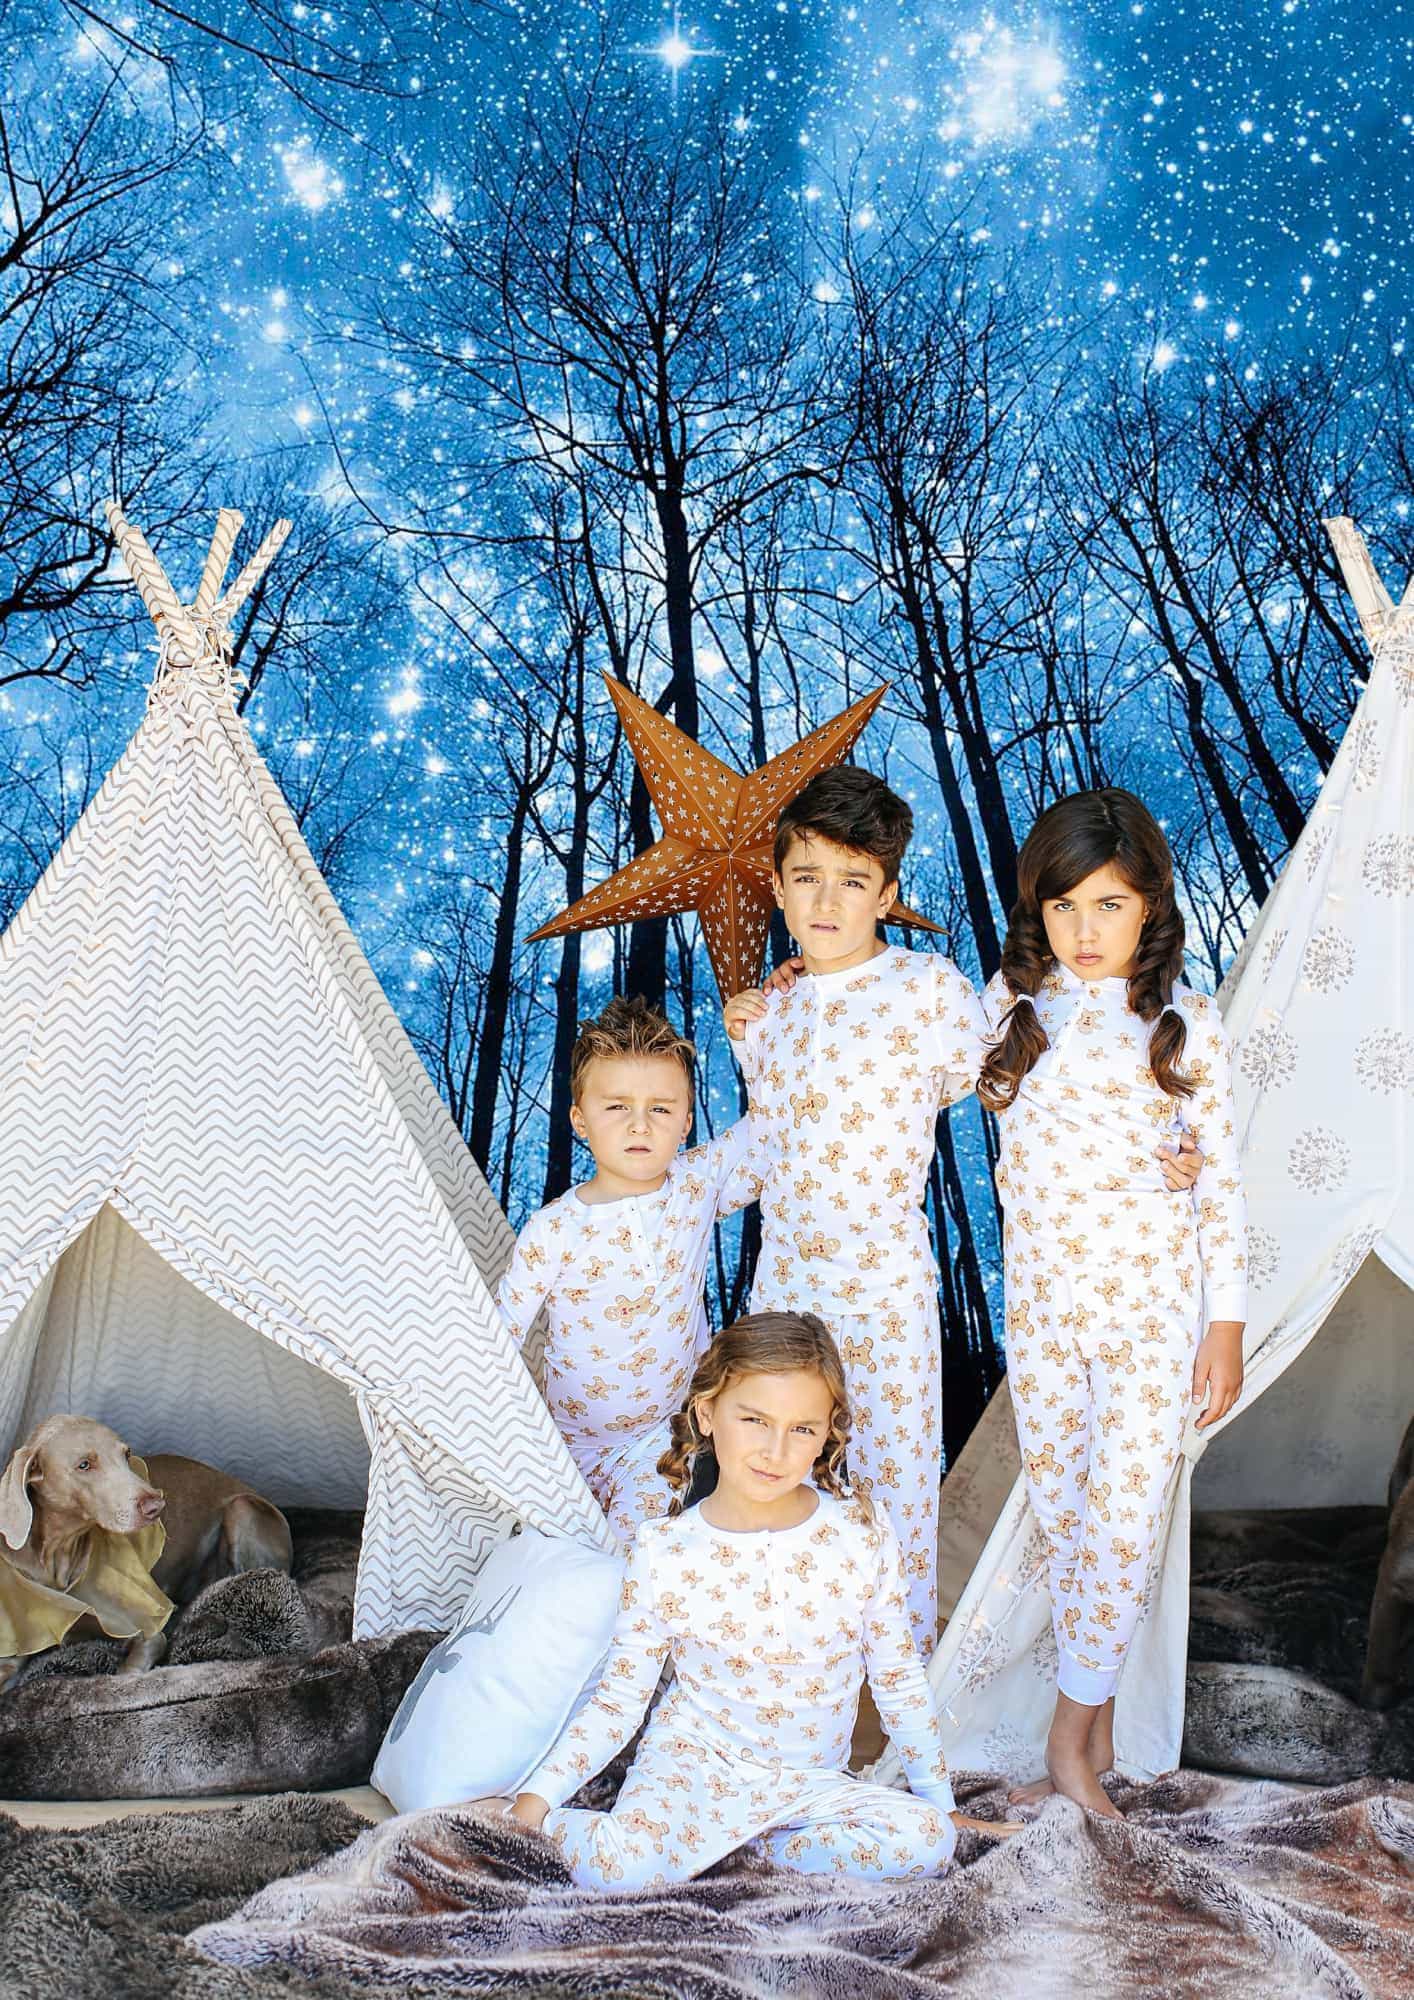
xmin=136 ymin=1489 xmax=166 ymax=1524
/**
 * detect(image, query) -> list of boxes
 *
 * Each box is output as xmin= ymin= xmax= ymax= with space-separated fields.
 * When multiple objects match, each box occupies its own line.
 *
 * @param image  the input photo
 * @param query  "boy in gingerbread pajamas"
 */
xmin=724 ymin=770 xmax=984 ymax=1651
xmin=498 ymin=998 xmax=763 ymax=1545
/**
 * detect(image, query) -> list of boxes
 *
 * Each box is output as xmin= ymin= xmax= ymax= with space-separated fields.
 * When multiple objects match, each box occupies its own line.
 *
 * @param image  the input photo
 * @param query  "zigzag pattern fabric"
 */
xmin=0 ymin=650 xmax=613 ymax=1636
xmin=17 ymin=1206 xmax=370 ymax=1508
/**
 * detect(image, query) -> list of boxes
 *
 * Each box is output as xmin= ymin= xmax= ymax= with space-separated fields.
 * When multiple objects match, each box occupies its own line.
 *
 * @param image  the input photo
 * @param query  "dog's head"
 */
xmin=0 ymin=1416 xmax=165 ymax=1550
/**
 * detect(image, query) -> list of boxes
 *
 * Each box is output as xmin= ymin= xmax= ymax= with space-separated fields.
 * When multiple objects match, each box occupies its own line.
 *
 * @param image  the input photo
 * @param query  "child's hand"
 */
xmin=1192 ymin=1322 xmax=1244 ymax=1429
xmin=511 ymin=1791 xmax=551 ymax=1833
xmin=723 ymin=989 xmax=768 ymax=1040
xmin=764 ymin=956 xmax=805 ymax=996
xmin=950 ymin=1810 xmax=1024 ymax=1836
xmin=1156 ymin=1132 xmax=1204 ymax=1192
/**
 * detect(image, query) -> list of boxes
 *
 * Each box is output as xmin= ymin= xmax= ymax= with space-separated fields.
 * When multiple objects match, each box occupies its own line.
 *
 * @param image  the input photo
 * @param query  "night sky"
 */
xmin=6 ymin=0 xmax=1405 ymax=1333
xmin=188 ymin=0 xmax=1408 ymax=450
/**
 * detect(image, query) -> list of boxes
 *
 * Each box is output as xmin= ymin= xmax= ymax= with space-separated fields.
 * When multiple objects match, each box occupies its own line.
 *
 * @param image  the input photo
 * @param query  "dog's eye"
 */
xmin=75 ymin=1458 xmax=92 ymax=1472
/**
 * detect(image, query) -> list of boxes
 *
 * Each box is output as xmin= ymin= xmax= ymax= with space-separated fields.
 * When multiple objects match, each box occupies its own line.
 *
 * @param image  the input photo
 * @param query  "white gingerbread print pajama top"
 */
xmin=497 ymin=1125 xmax=764 ymax=1545
xmin=522 ymin=1491 xmax=957 ymax=1888
xmin=736 ymin=948 xmax=986 ymax=1652
xmin=984 ymin=965 xmax=1248 ymax=1703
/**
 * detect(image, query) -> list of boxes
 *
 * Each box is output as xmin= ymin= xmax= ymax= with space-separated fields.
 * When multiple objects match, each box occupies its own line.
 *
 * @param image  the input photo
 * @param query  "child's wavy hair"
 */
xmin=657 ymin=1311 xmax=865 ymax=1516
xmin=978 ymin=788 xmax=1194 ymax=1113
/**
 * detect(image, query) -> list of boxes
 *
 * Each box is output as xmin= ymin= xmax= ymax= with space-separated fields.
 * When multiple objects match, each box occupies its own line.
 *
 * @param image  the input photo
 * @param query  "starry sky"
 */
xmin=192 ymin=0 xmax=1406 ymax=453
xmin=5 ymin=0 xmax=1404 ymax=1375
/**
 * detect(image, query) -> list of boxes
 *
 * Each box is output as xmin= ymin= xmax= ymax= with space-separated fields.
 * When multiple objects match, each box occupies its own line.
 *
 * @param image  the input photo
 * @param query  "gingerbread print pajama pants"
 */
xmin=575 ymin=1422 xmax=673 ymax=1549
xmin=546 ymin=1752 xmax=956 ymax=1889
xmin=829 ymin=1304 xmax=942 ymax=1657
xmin=1003 ymin=1210 xmax=1203 ymax=1704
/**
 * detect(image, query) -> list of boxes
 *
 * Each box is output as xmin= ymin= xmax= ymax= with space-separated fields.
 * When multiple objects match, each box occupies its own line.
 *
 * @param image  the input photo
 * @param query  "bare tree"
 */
xmin=825 ymin=179 xmax=1066 ymax=977
xmin=1065 ymin=358 xmax=1309 ymax=903
xmin=369 ymin=54 xmax=836 ymax=1001
xmin=1197 ymin=344 xmax=1388 ymax=772
xmin=56 ymin=1 xmax=500 ymax=126
xmin=0 ymin=29 xmax=215 ymax=688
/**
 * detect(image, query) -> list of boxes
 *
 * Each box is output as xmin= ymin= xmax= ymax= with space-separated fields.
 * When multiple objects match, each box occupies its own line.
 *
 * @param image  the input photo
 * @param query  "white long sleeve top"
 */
xmin=983 ymin=965 xmax=1248 ymax=1322
xmin=523 ymin=1490 xmax=956 ymax=1814
xmin=496 ymin=1123 xmax=765 ymax=1453
xmin=735 ymin=947 xmax=986 ymax=1312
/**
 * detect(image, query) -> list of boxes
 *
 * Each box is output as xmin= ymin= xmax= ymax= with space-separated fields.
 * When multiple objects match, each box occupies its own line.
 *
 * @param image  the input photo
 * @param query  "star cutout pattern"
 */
xmin=530 ymin=677 xmax=942 ymax=999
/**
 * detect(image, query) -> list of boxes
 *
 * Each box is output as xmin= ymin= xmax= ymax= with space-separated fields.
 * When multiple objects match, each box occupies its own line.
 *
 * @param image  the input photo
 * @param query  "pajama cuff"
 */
xmin=912 ymin=1777 xmax=957 ymax=1815
xmin=518 ymin=1764 xmax=573 ymax=1810
xmin=1056 ymin=1651 xmax=1120 ymax=1706
xmin=1204 ymin=1285 xmax=1248 ymax=1323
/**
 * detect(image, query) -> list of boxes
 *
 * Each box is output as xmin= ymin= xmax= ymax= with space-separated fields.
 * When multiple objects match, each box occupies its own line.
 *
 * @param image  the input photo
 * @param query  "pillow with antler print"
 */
xmin=372 ymin=1527 xmax=625 ymax=1813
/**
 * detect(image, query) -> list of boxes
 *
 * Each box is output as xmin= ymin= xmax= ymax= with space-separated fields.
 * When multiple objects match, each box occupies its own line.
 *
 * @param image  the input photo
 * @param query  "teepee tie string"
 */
xmin=106 ymin=501 xmax=292 ymax=705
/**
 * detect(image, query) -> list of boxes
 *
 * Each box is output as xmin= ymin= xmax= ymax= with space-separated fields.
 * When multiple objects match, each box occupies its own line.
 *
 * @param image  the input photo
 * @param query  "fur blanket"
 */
xmin=188 ymin=1772 xmax=1414 ymax=2000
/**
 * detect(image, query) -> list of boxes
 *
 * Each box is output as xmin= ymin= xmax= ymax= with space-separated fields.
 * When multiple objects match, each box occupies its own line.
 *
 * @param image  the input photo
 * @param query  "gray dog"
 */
xmin=0 ymin=1414 xmax=292 ymax=1691
xmin=1363 ymin=1412 xmax=1414 ymax=1709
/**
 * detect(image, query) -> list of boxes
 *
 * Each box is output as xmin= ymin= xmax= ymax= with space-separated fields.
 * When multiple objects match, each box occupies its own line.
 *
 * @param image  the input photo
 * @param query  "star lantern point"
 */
xmin=529 ymin=676 xmax=943 ymax=998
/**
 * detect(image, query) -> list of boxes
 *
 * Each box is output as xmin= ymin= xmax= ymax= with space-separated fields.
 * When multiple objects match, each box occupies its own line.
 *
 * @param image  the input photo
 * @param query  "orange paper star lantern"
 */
xmin=529 ymin=677 xmax=943 ymax=998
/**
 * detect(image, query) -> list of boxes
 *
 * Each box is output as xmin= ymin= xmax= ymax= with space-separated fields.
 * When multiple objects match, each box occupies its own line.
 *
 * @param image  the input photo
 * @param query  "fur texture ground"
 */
xmin=6 ymin=1771 xmax=1402 ymax=2000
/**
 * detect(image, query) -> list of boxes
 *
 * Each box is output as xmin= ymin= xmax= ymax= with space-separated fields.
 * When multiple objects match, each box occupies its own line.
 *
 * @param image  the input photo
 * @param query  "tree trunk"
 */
xmin=892 ymin=520 xmax=1003 ymax=974
xmin=933 ymin=1111 xmax=1001 ymax=1466
xmin=468 ymin=785 xmax=530 ymax=1175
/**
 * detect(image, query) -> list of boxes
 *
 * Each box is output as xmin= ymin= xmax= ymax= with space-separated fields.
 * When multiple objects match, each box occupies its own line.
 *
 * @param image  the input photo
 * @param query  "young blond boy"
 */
xmin=498 ymin=997 xmax=762 ymax=1546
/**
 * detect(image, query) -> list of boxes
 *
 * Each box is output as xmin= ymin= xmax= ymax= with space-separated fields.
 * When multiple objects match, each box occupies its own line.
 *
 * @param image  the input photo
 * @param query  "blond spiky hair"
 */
xmin=569 ymin=995 xmax=696 ymax=1103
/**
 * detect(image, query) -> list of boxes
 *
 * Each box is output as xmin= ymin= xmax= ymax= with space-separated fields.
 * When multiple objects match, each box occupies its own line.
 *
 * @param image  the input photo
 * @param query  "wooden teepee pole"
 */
xmin=213 ymin=518 xmax=293 ymax=627
xmin=1324 ymin=517 xmax=1395 ymax=651
xmin=193 ymin=508 xmax=244 ymax=618
xmin=105 ymin=503 xmax=201 ymax=655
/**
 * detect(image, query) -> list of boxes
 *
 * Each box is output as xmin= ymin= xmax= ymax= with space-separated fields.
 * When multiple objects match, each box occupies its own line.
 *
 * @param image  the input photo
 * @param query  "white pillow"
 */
xmin=372 ymin=1527 xmax=624 ymax=1813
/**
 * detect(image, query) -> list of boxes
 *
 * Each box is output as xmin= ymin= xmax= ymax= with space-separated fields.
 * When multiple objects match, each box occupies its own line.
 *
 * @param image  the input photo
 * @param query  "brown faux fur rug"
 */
xmin=182 ymin=1772 xmax=1414 ymax=1999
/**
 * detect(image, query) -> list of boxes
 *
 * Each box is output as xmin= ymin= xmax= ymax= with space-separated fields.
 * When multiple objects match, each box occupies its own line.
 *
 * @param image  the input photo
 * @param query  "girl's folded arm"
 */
xmin=518 ymin=1538 xmax=671 ymax=1808
xmin=859 ymin=1515 xmax=956 ymax=1814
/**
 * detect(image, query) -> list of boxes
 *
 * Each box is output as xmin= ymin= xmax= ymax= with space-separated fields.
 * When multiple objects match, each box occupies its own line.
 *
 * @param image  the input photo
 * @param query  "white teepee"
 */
xmin=884 ymin=513 xmax=1414 ymax=1785
xmin=0 ymin=507 xmax=613 ymax=1638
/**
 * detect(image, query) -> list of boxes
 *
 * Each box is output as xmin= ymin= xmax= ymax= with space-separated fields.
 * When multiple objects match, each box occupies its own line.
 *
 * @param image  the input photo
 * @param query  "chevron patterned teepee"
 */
xmin=0 ymin=507 xmax=613 ymax=1638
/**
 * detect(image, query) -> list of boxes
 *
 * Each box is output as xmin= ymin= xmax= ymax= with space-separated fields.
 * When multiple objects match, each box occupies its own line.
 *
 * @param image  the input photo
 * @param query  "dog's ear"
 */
xmin=0 ymin=1441 xmax=40 ymax=1550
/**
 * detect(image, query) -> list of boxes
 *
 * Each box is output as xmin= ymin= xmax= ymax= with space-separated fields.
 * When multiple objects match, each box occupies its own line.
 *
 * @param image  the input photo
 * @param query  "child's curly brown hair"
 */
xmin=656 ymin=1310 xmax=868 ymax=1517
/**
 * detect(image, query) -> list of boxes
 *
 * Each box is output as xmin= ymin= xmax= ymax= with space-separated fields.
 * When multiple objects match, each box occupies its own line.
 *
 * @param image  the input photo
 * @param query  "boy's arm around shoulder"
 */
xmin=685 ymin=1114 xmax=768 ymax=1219
xmin=929 ymin=955 xmax=987 ymax=1108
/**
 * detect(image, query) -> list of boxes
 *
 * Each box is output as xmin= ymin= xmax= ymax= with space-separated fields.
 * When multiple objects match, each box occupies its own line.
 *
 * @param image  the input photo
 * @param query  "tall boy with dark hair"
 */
xmin=723 ymin=768 xmax=983 ymax=1649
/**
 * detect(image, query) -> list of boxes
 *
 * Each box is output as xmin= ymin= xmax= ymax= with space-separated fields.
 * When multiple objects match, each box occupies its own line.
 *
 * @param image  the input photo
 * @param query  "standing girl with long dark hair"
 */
xmin=977 ymin=788 xmax=1247 ymax=1815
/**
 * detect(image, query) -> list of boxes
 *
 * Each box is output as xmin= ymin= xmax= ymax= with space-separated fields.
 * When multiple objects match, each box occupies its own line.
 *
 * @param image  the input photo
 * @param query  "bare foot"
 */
xmin=1008 ymin=1771 xmax=1060 ymax=1805
xmin=1044 ymin=1736 xmax=1122 ymax=1818
xmin=1008 ymin=1704 xmax=1115 ymax=1804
